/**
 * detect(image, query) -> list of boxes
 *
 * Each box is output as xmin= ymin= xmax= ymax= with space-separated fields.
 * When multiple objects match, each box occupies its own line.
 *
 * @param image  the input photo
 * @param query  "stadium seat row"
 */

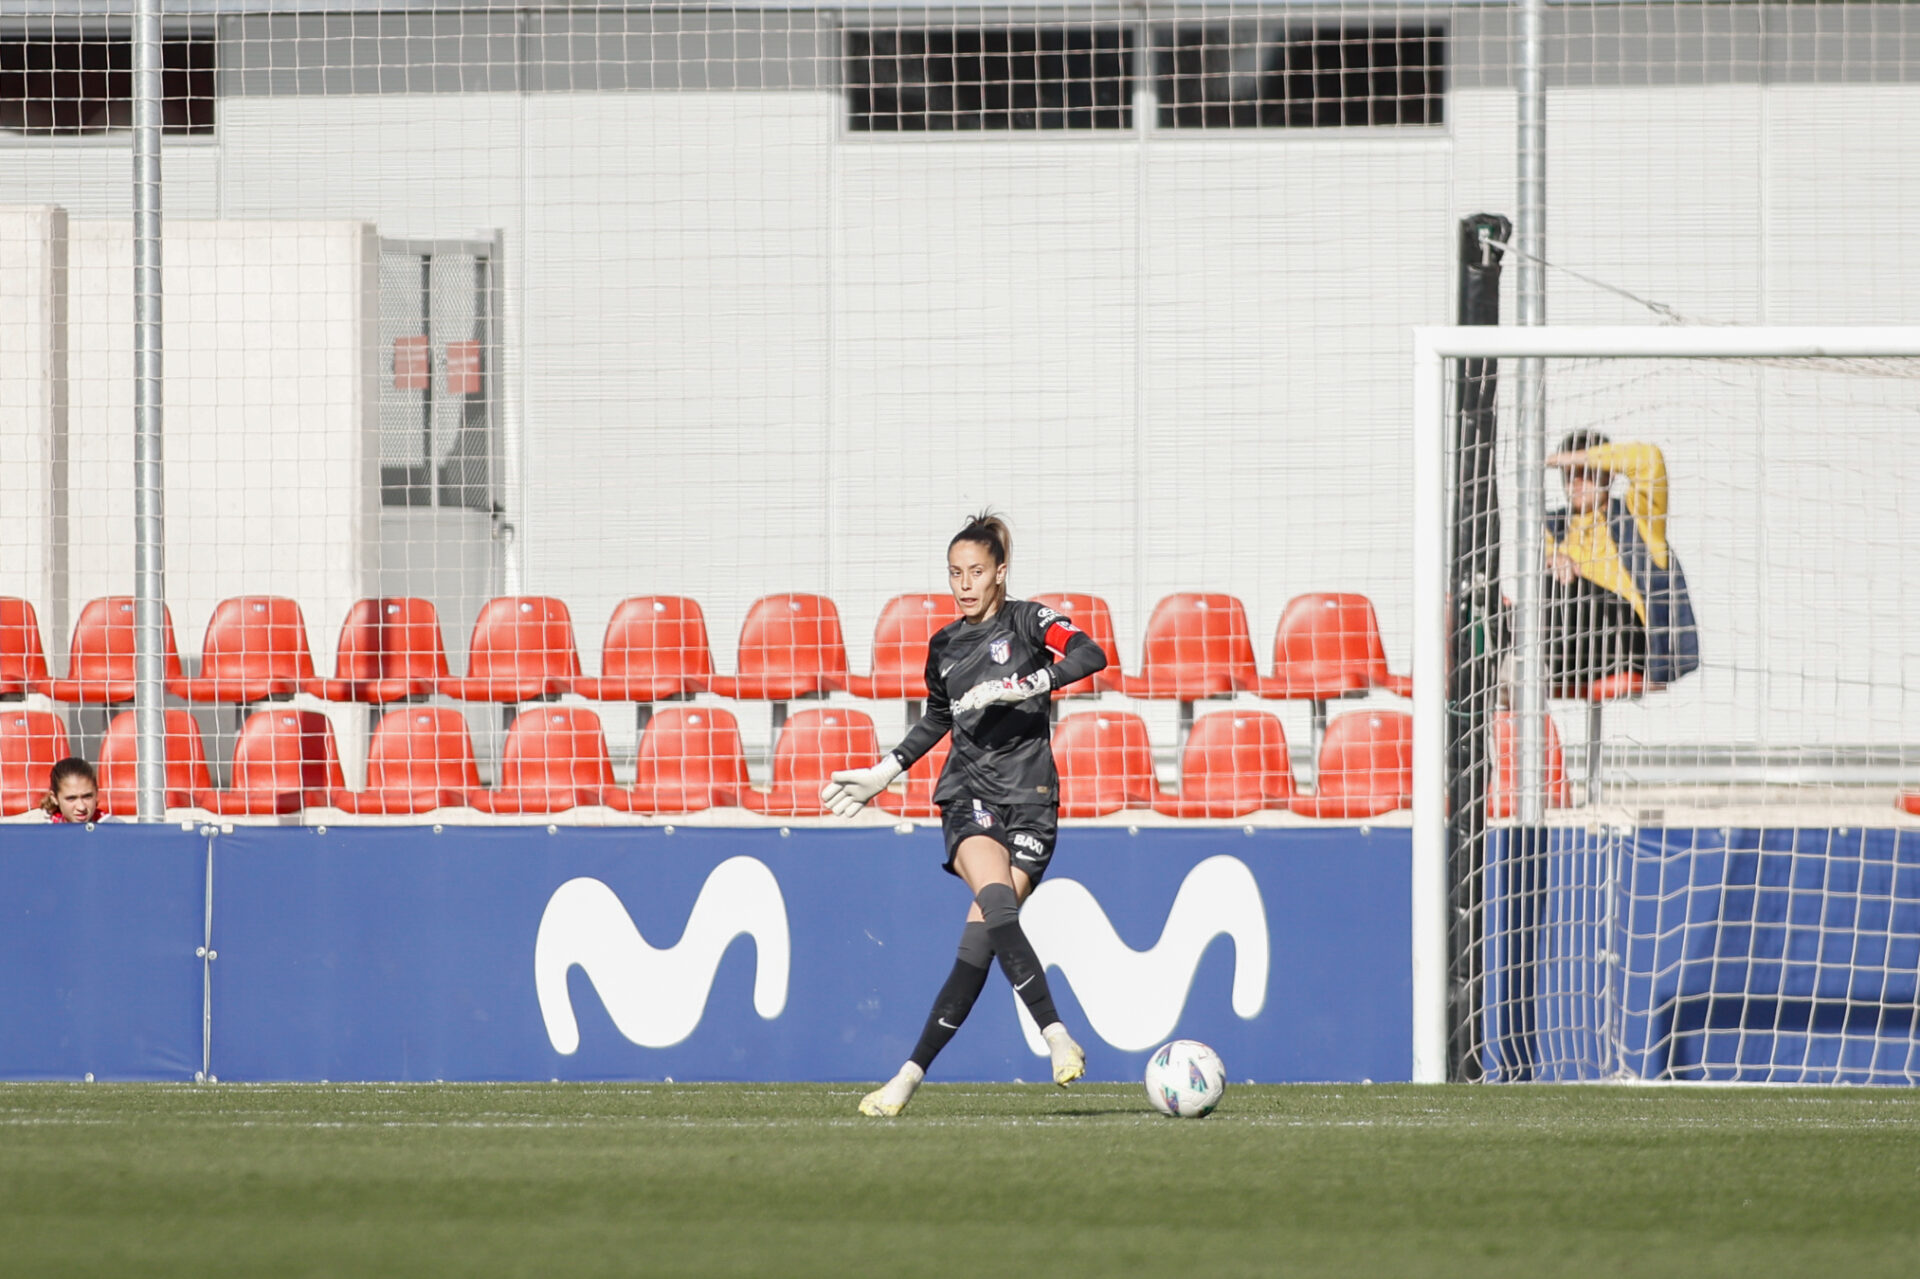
xmin=0 ymin=701 xmax=1565 ymax=822
xmin=0 ymin=590 xmax=1410 ymax=714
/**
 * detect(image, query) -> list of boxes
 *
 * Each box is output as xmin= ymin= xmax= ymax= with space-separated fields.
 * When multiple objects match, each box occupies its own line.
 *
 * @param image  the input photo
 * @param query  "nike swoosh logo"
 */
xmin=1013 ymin=976 xmax=1035 ymax=992
xmin=937 ymin=1019 xmax=959 ymax=1030
xmin=942 ymin=664 xmax=955 ymax=677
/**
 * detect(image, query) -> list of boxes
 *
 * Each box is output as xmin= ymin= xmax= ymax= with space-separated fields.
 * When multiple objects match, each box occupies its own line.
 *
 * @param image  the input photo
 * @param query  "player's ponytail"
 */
xmin=950 ymin=510 xmax=1012 ymax=613
xmin=950 ymin=510 xmax=1011 ymax=567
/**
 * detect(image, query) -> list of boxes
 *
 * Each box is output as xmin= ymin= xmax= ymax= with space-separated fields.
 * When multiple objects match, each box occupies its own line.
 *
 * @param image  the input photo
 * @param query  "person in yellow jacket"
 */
xmin=1540 ymin=429 xmax=1700 ymax=689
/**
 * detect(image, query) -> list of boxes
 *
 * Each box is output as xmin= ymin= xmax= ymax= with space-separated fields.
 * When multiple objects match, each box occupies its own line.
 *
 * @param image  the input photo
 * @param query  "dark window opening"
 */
xmin=379 ymin=248 xmax=499 ymax=514
xmin=848 ymin=27 xmax=1132 ymax=132
xmin=0 ymin=30 xmax=215 ymax=136
xmin=1157 ymin=23 xmax=1444 ymax=129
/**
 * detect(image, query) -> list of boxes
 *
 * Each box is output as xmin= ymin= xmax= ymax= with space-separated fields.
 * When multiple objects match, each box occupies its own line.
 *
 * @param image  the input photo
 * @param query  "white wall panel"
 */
xmin=1140 ymin=138 xmax=1453 ymax=666
xmin=0 ymin=143 xmax=223 ymax=222
xmin=518 ymin=92 xmax=836 ymax=670
xmin=57 ymin=219 xmax=379 ymax=772
xmin=834 ymin=137 xmax=1141 ymax=652
xmin=0 ymin=207 xmax=68 ymax=640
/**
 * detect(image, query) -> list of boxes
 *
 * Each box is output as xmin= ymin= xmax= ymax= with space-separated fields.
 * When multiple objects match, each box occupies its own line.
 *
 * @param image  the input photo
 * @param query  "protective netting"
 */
xmin=4 ymin=3 xmax=1920 ymax=831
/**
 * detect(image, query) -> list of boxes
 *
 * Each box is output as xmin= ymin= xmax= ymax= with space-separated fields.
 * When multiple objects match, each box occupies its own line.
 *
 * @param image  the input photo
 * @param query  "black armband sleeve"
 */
xmin=1046 ymin=629 xmax=1108 ymax=692
xmin=891 ymin=704 xmax=951 ymax=771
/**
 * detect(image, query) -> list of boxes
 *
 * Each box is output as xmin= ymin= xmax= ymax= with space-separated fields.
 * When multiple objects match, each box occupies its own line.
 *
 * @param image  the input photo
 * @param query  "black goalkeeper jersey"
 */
xmin=888 ymin=598 xmax=1107 ymax=807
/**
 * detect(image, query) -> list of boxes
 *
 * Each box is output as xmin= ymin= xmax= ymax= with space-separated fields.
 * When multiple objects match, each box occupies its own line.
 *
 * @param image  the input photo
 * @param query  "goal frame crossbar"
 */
xmin=1408 ymin=324 xmax=1920 ymax=1084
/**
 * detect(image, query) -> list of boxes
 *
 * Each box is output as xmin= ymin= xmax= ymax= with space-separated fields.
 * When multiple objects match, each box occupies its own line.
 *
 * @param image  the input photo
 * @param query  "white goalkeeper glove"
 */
xmin=952 ymin=668 xmax=1052 ymax=715
xmin=821 ymin=754 xmax=905 ymax=819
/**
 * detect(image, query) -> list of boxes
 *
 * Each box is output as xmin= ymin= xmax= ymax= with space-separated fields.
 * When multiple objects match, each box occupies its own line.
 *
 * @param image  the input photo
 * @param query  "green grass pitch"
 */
xmin=4 ymin=1082 xmax=1918 ymax=1277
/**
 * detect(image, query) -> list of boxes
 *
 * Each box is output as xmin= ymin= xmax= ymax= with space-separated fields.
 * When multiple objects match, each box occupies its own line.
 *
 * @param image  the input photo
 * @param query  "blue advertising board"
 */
xmin=1480 ymin=826 xmax=1920 ymax=1084
xmin=208 ymin=825 xmax=1413 ymax=1083
xmin=8 ymin=820 xmax=1920 ymax=1085
xmin=0 ymin=823 xmax=207 ymax=1081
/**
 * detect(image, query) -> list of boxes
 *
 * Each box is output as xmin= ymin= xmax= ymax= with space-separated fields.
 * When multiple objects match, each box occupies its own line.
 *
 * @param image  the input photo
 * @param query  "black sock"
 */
xmin=908 ymin=922 xmax=993 ymax=1072
xmin=975 ymin=882 xmax=1062 ymax=1030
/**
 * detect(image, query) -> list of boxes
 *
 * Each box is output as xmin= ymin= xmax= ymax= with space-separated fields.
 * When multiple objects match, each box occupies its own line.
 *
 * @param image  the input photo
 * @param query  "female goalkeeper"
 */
xmin=822 ymin=511 xmax=1109 ymax=1117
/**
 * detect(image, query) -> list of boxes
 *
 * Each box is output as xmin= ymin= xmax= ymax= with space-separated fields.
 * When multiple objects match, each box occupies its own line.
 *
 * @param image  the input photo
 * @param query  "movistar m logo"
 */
xmin=1013 ymin=855 xmax=1269 ymax=1053
xmin=535 ymin=857 xmax=790 ymax=1054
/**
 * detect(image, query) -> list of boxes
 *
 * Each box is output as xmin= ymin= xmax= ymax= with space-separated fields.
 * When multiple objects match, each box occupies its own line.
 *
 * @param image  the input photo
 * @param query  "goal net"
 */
xmin=1416 ymin=327 xmax=1920 ymax=1084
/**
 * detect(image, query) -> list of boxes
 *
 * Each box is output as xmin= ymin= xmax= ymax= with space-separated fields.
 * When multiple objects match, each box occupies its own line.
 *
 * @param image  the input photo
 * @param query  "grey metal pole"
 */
xmin=1513 ymin=0 xmax=1548 ymax=824
xmin=132 ymin=0 xmax=168 ymax=821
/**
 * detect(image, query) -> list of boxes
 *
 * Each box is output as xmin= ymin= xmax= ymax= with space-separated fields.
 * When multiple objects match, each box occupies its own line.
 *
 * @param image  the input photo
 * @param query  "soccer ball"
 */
xmin=1143 ymin=1040 xmax=1227 ymax=1118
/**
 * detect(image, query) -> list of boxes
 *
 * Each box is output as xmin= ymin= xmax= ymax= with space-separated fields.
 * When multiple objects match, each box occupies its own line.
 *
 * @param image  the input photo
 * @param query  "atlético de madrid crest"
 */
xmin=990 ymin=638 xmax=1011 ymax=665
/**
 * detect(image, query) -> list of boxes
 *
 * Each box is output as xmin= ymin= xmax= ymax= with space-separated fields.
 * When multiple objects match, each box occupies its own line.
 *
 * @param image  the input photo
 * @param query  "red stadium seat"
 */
xmin=1556 ymin=671 xmax=1653 ymax=807
xmin=331 ymin=707 xmax=481 ymax=815
xmin=1488 ymin=711 xmax=1571 ymax=820
xmin=844 ymin=594 xmax=960 ymax=702
xmin=605 ymin=706 xmax=750 ymax=814
xmin=877 ymin=735 xmax=950 ymax=818
xmin=1152 ymin=710 xmax=1294 ymax=819
xmin=1900 ymin=792 xmax=1920 ymax=817
xmin=97 ymin=709 xmax=212 ymax=816
xmin=470 ymin=706 xmax=615 ymax=814
xmin=44 ymin=596 xmax=185 ymax=705
xmin=1028 ymin=592 xmax=1125 ymax=697
xmin=1288 ymin=711 xmax=1413 ymax=820
xmin=707 ymin=594 xmax=850 ymax=705
xmin=0 ymin=598 xmax=49 ymax=699
xmin=195 ymin=709 xmax=344 ymax=816
xmin=1259 ymin=593 xmax=1411 ymax=700
xmin=310 ymin=598 xmax=449 ymax=704
xmin=741 ymin=707 xmax=878 ymax=817
xmin=1576 ymin=671 xmax=1647 ymax=703
xmin=171 ymin=596 xmax=318 ymax=705
xmin=1115 ymin=594 xmax=1260 ymax=737
xmin=0 ymin=709 xmax=69 ymax=816
xmin=572 ymin=595 xmax=715 ymax=704
xmin=1258 ymin=592 xmax=1411 ymax=778
xmin=1054 ymin=711 xmax=1160 ymax=818
xmin=441 ymin=596 xmax=582 ymax=704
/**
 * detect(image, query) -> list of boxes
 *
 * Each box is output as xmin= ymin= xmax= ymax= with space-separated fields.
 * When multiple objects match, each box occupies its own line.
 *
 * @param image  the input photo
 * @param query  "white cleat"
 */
xmin=858 ymin=1062 xmax=925 ymax=1117
xmin=1041 ymin=1023 xmax=1086 ymax=1088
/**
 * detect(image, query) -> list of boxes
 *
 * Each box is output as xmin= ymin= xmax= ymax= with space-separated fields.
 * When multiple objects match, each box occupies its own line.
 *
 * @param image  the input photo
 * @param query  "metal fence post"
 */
xmin=132 ymin=0 xmax=169 ymax=821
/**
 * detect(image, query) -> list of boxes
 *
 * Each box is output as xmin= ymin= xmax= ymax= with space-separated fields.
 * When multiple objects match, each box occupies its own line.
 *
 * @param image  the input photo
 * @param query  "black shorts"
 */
xmin=1542 ymin=575 xmax=1647 ymax=688
xmin=939 ymin=796 xmax=1059 ymax=884
xmin=1495 ymin=577 xmax=1647 ymax=689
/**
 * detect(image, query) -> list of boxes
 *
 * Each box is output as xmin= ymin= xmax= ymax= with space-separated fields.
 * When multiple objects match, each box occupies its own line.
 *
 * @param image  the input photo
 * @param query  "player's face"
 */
xmin=948 ymin=541 xmax=1006 ymax=622
xmin=1563 ymin=467 xmax=1609 ymax=514
xmin=53 ymin=777 xmax=97 ymax=822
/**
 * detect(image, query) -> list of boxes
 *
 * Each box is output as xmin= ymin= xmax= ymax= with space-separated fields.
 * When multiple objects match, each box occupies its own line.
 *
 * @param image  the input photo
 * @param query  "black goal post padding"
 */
xmin=1448 ymin=212 xmax=1510 ymax=1080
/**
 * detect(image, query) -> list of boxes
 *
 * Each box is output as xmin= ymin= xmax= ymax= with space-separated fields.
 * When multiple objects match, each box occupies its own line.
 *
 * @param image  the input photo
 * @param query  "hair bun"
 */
xmin=954 ymin=509 xmax=1012 ymax=564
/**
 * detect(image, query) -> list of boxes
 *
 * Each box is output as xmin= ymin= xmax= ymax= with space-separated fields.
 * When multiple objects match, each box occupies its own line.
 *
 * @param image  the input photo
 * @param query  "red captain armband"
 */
xmin=1043 ymin=619 xmax=1082 ymax=655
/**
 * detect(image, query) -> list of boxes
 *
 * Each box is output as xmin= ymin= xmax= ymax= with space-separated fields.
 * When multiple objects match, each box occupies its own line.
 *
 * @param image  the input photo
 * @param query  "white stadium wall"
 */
xmin=60 ymin=219 xmax=381 ymax=659
xmin=0 ymin=206 xmax=68 ymax=633
xmin=2 ymin=210 xmax=382 ymax=772
xmin=6 ymin=4 xmax=1920 ymax=771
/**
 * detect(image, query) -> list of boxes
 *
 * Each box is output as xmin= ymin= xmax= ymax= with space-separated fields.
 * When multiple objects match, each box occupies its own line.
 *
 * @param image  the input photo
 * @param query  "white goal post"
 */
xmin=1409 ymin=325 xmax=1920 ymax=1084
